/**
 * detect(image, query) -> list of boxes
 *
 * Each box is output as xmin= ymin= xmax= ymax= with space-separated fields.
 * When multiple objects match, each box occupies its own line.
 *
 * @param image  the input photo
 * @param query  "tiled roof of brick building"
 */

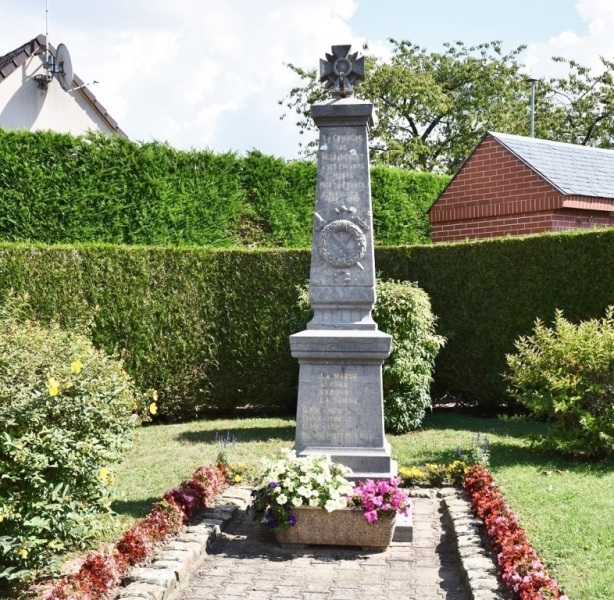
xmin=491 ymin=131 xmax=614 ymax=199
xmin=0 ymin=34 xmax=126 ymax=137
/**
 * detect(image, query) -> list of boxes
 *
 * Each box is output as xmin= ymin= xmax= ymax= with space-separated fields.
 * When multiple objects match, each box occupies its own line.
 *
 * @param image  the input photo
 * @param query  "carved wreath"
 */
xmin=318 ymin=219 xmax=367 ymax=268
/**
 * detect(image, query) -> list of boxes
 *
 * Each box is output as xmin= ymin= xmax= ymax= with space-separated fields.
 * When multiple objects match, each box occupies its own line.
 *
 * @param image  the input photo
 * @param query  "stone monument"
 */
xmin=290 ymin=45 xmax=396 ymax=479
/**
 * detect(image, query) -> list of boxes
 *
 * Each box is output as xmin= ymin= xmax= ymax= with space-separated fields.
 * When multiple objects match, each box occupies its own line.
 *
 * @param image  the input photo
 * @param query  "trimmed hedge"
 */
xmin=0 ymin=129 xmax=447 ymax=248
xmin=376 ymin=228 xmax=614 ymax=411
xmin=2 ymin=228 xmax=614 ymax=417
xmin=0 ymin=243 xmax=309 ymax=419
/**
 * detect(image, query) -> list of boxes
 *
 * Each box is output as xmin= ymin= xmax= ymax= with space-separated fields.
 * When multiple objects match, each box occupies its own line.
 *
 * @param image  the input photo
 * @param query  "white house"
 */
xmin=0 ymin=34 xmax=126 ymax=137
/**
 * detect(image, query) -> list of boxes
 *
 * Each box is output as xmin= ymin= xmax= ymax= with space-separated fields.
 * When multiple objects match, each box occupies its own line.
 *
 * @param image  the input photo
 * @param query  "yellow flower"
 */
xmin=151 ymin=390 xmax=158 ymax=401
xmin=99 ymin=467 xmax=109 ymax=481
xmin=234 ymin=474 xmax=242 ymax=483
xmin=149 ymin=402 xmax=158 ymax=415
xmin=47 ymin=377 xmax=60 ymax=397
xmin=0 ymin=515 xmax=3 ymax=523
xmin=71 ymin=359 xmax=83 ymax=374
xmin=16 ymin=548 xmax=28 ymax=559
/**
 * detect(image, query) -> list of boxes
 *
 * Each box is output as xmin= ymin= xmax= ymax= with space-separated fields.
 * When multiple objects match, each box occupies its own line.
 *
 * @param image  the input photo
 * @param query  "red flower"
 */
xmin=463 ymin=464 xmax=567 ymax=600
xmin=46 ymin=462 xmax=228 ymax=600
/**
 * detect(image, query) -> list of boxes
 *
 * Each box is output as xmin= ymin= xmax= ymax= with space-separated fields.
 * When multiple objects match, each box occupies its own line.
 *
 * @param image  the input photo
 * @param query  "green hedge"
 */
xmin=376 ymin=228 xmax=614 ymax=411
xmin=0 ymin=129 xmax=447 ymax=248
xmin=2 ymin=228 xmax=614 ymax=417
xmin=0 ymin=243 xmax=310 ymax=419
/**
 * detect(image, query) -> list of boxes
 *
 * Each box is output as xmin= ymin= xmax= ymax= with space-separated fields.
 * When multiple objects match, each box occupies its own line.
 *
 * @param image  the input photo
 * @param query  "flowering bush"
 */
xmin=464 ymin=464 xmax=568 ymax=600
xmin=348 ymin=478 xmax=410 ymax=523
xmin=0 ymin=298 xmax=151 ymax=585
xmin=250 ymin=450 xmax=410 ymax=530
xmin=45 ymin=464 xmax=227 ymax=600
xmin=399 ymin=459 xmax=467 ymax=487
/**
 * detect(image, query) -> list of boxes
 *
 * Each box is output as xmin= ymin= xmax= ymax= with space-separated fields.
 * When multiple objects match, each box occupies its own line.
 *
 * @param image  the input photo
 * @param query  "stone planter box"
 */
xmin=274 ymin=507 xmax=396 ymax=551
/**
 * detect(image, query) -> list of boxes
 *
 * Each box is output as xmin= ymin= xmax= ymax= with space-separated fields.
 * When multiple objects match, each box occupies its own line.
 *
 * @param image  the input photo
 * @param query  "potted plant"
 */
xmin=250 ymin=449 xmax=411 ymax=550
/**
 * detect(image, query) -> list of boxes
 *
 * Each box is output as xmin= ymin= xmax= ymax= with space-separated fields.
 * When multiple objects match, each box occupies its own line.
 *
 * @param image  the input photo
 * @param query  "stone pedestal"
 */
xmin=291 ymin=330 xmax=395 ymax=479
xmin=290 ymin=75 xmax=396 ymax=480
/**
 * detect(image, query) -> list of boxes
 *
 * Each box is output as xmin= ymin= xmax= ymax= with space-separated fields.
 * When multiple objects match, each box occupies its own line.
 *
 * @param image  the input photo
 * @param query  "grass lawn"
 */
xmin=112 ymin=411 xmax=614 ymax=600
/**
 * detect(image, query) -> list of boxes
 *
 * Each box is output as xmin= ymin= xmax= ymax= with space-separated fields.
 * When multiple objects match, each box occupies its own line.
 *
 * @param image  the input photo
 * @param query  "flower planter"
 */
xmin=274 ymin=506 xmax=396 ymax=551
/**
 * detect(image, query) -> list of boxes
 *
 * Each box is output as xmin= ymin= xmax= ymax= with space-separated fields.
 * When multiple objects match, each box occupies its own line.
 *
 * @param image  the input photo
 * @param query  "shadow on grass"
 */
xmin=176 ymin=425 xmax=295 ymax=445
xmin=398 ymin=437 xmax=614 ymax=476
xmin=422 ymin=410 xmax=549 ymax=439
xmin=112 ymin=497 xmax=161 ymax=519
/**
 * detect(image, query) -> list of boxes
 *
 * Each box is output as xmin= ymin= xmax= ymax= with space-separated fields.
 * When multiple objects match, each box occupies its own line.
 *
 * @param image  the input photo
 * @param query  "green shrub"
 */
xmin=297 ymin=280 xmax=445 ymax=433
xmin=0 ymin=129 xmax=444 ymax=249
xmin=374 ymin=280 xmax=446 ymax=432
xmin=0 ymin=297 xmax=149 ymax=583
xmin=505 ymin=308 xmax=614 ymax=457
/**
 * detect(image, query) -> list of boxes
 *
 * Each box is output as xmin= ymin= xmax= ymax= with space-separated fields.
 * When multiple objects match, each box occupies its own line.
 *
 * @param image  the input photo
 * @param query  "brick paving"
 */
xmin=176 ymin=496 xmax=468 ymax=600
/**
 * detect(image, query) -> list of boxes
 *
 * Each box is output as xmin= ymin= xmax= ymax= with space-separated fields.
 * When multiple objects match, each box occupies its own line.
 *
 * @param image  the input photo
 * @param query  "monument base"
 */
xmin=290 ymin=328 xmax=394 ymax=480
xmin=295 ymin=443 xmax=397 ymax=481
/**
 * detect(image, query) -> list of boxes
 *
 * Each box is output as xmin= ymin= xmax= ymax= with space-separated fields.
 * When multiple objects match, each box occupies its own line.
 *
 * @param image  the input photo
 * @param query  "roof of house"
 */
xmin=490 ymin=131 xmax=614 ymax=199
xmin=0 ymin=34 xmax=126 ymax=137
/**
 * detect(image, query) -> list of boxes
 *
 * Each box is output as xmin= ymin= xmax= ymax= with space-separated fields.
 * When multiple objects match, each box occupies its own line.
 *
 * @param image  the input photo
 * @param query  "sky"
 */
xmin=0 ymin=0 xmax=613 ymax=159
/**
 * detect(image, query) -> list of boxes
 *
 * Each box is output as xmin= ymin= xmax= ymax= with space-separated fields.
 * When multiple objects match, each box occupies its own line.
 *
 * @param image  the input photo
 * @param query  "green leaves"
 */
xmin=281 ymin=38 xmax=614 ymax=173
xmin=0 ymin=299 xmax=147 ymax=583
xmin=505 ymin=307 xmax=614 ymax=457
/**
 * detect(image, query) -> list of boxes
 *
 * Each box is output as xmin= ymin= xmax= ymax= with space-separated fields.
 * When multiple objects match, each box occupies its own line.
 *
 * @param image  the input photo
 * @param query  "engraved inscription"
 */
xmin=317 ymin=132 xmax=368 ymax=204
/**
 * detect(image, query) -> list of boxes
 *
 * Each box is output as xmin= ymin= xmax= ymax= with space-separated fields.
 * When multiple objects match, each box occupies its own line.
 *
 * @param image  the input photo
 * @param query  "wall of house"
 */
xmin=0 ymin=53 xmax=114 ymax=136
xmin=431 ymin=210 xmax=555 ymax=242
xmin=429 ymin=135 xmax=565 ymax=242
xmin=552 ymin=208 xmax=614 ymax=232
xmin=429 ymin=134 xmax=614 ymax=242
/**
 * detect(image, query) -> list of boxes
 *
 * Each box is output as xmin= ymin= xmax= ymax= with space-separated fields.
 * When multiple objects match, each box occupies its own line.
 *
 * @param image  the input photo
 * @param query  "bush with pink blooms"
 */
xmin=349 ymin=478 xmax=411 ymax=524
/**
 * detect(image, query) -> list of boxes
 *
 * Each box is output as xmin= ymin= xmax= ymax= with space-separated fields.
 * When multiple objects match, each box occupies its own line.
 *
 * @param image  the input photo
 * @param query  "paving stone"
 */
xmin=119 ymin=582 xmax=167 ymax=600
xmin=109 ymin=493 xmax=502 ymax=600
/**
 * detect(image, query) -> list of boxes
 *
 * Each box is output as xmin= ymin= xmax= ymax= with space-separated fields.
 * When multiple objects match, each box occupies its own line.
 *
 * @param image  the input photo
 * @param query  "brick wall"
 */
xmin=429 ymin=134 xmax=614 ymax=242
xmin=552 ymin=208 xmax=614 ymax=232
xmin=431 ymin=211 xmax=555 ymax=243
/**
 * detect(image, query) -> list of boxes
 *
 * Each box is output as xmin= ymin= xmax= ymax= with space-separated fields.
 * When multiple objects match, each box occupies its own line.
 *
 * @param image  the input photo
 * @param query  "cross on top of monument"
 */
xmin=319 ymin=45 xmax=365 ymax=98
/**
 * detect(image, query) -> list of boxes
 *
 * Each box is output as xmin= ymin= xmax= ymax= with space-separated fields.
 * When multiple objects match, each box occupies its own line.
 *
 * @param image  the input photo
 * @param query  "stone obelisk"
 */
xmin=290 ymin=45 xmax=396 ymax=479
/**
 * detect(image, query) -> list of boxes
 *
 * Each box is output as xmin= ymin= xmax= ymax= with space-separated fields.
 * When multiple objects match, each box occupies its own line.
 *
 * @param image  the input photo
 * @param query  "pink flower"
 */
xmin=364 ymin=510 xmax=378 ymax=523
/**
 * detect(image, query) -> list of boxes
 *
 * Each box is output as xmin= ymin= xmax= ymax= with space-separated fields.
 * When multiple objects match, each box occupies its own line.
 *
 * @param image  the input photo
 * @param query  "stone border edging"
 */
xmin=117 ymin=486 xmax=253 ymax=600
xmin=437 ymin=487 xmax=508 ymax=600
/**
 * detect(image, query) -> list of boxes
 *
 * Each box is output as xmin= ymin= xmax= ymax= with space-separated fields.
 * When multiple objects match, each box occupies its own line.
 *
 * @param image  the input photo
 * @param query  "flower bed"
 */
xmin=463 ymin=464 xmax=568 ymax=600
xmin=45 ymin=464 xmax=228 ymax=600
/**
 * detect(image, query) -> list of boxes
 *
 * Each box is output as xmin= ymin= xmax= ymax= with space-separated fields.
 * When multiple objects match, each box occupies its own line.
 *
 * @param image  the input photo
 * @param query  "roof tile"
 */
xmin=490 ymin=132 xmax=614 ymax=199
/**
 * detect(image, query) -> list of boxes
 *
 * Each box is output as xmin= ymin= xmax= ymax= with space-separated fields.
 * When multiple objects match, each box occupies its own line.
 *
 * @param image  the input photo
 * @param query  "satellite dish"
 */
xmin=55 ymin=43 xmax=73 ymax=91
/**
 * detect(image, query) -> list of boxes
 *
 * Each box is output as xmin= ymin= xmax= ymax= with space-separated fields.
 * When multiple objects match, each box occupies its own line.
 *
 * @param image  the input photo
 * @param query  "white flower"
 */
xmin=296 ymin=486 xmax=310 ymax=497
xmin=292 ymin=496 xmax=303 ymax=507
xmin=277 ymin=494 xmax=288 ymax=505
xmin=309 ymin=497 xmax=319 ymax=507
xmin=324 ymin=499 xmax=339 ymax=512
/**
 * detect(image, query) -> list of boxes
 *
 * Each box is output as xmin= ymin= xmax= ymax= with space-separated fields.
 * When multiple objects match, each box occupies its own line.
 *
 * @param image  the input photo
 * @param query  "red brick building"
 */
xmin=428 ymin=132 xmax=614 ymax=243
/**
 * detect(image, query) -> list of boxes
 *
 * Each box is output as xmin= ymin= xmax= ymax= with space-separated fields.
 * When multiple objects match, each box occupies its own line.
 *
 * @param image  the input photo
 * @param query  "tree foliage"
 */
xmin=281 ymin=39 xmax=614 ymax=173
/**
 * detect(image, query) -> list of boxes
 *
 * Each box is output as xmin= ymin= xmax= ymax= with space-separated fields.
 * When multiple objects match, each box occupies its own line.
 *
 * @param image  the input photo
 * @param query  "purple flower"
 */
xmin=288 ymin=516 xmax=297 ymax=526
xmin=267 ymin=519 xmax=279 ymax=528
xmin=267 ymin=481 xmax=278 ymax=489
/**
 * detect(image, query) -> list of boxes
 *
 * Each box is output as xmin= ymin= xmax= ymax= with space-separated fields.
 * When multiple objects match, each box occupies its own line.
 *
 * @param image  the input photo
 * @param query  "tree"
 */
xmin=281 ymin=39 xmax=614 ymax=174
xmin=538 ymin=56 xmax=614 ymax=148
